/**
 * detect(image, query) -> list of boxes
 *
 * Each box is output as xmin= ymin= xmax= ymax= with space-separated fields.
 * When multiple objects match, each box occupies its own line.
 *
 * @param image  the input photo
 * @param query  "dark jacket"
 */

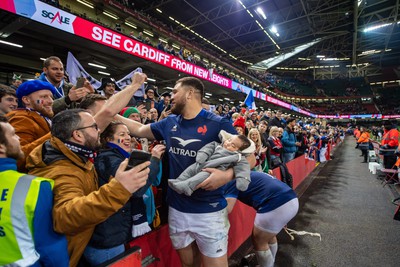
xmin=296 ymin=132 xmax=308 ymax=156
xmin=90 ymin=148 xmax=160 ymax=248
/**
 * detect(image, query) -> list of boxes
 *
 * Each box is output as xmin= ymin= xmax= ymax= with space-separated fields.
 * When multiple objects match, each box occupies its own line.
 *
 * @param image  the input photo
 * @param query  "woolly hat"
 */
xmin=16 ymin=80 xmax=57 ymax=100
xmin=120 ymin=107 xmax=140 ymax=118
xmin=97 ymin=77 xmax=121 ymax=91
xmin=219 ymin=130 xmax=255 ymax=155
xmin=233 ymin=116 xmax=246 ymax=131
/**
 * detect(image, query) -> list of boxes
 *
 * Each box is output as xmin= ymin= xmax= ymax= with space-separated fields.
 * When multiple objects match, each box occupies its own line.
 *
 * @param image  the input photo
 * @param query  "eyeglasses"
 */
xmin=76 ymin=123 xmax=99 ymax=131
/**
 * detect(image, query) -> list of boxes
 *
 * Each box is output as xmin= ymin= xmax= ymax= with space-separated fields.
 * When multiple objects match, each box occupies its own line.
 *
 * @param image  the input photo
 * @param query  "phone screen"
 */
xmin=76 ymin=77 xmax=85 ymax=88
xmin=127 ymin=150 xmax=151 ymax=170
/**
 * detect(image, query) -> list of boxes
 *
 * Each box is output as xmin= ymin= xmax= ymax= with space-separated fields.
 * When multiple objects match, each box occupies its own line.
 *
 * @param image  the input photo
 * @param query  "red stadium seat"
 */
xmin=380 ymin=158 xmax=400 ymax=187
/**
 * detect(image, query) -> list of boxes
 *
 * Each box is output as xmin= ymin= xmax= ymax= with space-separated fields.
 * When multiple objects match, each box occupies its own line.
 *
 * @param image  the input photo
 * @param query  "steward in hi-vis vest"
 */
xmin=0 ymin=167 xmax=69 ymax=267
xmin=0 ymin=116 xmax=69 ymax=266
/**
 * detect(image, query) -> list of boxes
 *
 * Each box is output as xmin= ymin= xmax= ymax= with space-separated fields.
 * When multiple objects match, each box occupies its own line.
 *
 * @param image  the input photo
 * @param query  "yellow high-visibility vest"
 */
xmin=0 ymin=170 xmax=54 ymax=266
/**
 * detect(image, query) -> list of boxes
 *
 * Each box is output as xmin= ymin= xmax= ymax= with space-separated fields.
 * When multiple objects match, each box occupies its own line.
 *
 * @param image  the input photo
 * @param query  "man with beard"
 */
xmin=26 ymin=109 xmax=151 ymax=267
xmin=121 ymin=77 xmax=248 ymax=267
xmin=0 ymin=116 xmax=69 ymax=266
xmin=7 ymin=80 xmax=57 ymax=172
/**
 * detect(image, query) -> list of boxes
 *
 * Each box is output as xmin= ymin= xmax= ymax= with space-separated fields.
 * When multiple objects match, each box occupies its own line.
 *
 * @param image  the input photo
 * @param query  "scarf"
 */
xmin=107 ymin=142 xmax=151 ymax=237
xmin=64 ymin=141 xmax=97 ymax=163
xmin=39 ymin=72 xmax=65 ymax=99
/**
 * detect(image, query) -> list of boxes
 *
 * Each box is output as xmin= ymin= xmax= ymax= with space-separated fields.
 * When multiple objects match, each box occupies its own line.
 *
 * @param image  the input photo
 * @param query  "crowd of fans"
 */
xmin=0 ymin=2 xmax=398 ymax=267
xmin=0 ymin=54 xmax=353 ymax=267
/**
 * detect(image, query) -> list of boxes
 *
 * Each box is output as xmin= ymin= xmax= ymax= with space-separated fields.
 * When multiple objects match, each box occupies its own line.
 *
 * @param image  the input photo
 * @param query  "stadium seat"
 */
xmin=380 ymin=158 xmax=400 ymax=187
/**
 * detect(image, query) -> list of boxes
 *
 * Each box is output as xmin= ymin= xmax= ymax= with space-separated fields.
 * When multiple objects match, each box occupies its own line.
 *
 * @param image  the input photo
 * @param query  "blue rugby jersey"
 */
xmin=225 ymin=171 xmax=297 ymax=213
xmin=151 ymin=109 xmax=236 ymax=213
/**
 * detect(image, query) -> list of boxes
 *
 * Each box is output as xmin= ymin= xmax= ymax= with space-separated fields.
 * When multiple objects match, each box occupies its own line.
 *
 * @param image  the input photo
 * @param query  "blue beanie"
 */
xmin=16 ymin=80 xmax=57 ymax=100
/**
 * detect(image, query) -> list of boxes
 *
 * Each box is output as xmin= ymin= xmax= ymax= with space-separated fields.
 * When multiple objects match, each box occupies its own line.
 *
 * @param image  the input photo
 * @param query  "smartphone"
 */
xmin=76 ymin=77 xmax=85 ymax=88
xmin=165 ymin=104 xmax=172 ymax=111
xmin=143 ymin=100 xmax=152 ymax=111
xmin=127 ymin=150 xmax=151 ymax=170
xmin=137 ymin=100 xmax=152 ymax=111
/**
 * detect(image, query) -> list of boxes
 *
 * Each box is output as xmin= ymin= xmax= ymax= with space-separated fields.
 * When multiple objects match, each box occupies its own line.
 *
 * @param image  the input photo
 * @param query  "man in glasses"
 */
xmin=26 ymin=72 xmax=149 ymax=267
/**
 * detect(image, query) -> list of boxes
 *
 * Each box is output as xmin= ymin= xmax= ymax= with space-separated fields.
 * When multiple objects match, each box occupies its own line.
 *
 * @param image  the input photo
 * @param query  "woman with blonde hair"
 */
xmin=248 ymin=128 xmax=267 ymax=171
xmin=268 ymin=126 xmax=293 ymax=188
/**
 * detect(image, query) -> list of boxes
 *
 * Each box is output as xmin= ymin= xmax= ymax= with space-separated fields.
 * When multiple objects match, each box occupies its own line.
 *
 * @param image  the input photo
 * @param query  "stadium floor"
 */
xmin=233 ymin=137 xmax=400 ymax=267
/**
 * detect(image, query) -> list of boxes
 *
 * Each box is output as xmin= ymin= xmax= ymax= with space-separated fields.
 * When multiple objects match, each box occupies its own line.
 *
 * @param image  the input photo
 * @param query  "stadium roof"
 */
xmin=136 ymin=0 xmax=400 ymax=81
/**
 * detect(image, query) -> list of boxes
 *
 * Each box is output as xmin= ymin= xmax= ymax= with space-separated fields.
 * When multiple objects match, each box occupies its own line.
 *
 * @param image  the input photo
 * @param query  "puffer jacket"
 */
xmin=281 ymin=127 xmax=298 ymax=153
xmin=26 ymin=137 xmax=132 ymax=267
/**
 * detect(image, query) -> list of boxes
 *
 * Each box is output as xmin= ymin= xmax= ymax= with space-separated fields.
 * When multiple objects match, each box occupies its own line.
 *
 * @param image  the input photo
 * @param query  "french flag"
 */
xmin=244 ymin=90 xmax=257 ymax=112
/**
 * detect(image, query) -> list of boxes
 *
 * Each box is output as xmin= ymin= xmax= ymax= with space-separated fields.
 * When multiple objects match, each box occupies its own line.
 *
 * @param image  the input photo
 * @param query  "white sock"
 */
xmin=269 ymin=242 xmax=278 ymax=260
xmin=255 ymin=249 xmax=274 ymax=267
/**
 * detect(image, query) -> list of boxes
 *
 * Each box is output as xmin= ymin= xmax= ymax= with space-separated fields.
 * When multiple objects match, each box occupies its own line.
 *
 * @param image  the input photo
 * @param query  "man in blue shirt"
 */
xmin=124 ymin=77 xmax=242 ymax=267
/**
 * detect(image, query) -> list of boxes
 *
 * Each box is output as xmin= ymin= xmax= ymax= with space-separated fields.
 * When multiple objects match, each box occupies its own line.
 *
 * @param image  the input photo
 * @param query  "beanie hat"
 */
xmin=16 ymin=80 xmax=57 ymax=100
xmin=120 ymin=107 xmax=140 ymax=118
xmin=233 ymin=116 xmax=246 ymax=131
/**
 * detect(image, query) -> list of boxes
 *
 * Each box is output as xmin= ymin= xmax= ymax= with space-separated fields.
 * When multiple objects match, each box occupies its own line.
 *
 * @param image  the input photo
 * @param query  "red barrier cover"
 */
xmin=288 ymin=156 xmax=318 ymax=189
xmin=108 ymin=248 xmax=141 ymax=267
xmin=125 ymin=154 xmax=318 ymax=266
xmin=227 ymin=201 xmax=256 ymax=256
xmin=128 ymin=225 xmax=181 ymax=266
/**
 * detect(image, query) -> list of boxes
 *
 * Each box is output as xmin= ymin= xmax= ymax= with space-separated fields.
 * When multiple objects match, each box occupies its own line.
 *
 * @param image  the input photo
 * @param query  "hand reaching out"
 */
xmin=115 ymin=159 xmax=150 ymax=193
xmin=151 ymin=144 xmax=166 ymax=159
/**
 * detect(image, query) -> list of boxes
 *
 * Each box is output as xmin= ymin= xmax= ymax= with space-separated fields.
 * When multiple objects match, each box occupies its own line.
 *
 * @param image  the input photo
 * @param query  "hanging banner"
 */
xmin=66 ymin=52 xmax=144 ymax=94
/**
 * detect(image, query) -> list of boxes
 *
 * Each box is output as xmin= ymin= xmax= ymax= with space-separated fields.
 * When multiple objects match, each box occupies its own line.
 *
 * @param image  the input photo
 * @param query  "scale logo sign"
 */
xmin=30 ymin=0 xmax=76 ymax=33
xmin=42 ymin=10 xmax=70 ymax=25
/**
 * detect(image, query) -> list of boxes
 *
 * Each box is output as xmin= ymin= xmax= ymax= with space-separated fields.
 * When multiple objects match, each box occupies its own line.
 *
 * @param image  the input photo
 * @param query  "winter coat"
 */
xmin=281 ymin=127 xmax=298 ymax=153
xmin=7 ymin=109 xmax=51 ymax=172
xmin=26 ymin=137 xmax=132 ymax=267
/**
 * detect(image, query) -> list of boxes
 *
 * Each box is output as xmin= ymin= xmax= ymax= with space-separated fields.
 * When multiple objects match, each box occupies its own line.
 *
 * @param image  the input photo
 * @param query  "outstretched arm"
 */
xmin=94 ymin=72 xmax=147 ymax=132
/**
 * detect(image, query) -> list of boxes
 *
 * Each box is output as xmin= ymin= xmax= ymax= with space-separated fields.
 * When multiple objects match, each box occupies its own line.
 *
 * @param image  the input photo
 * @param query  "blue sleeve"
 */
xmin=150 ymin=118 xmax=168 ymax=141
xmin=34 ymin=182 xmax=69 ymax=267
xmin=153 ymin=161 xmax=162 ymax=186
